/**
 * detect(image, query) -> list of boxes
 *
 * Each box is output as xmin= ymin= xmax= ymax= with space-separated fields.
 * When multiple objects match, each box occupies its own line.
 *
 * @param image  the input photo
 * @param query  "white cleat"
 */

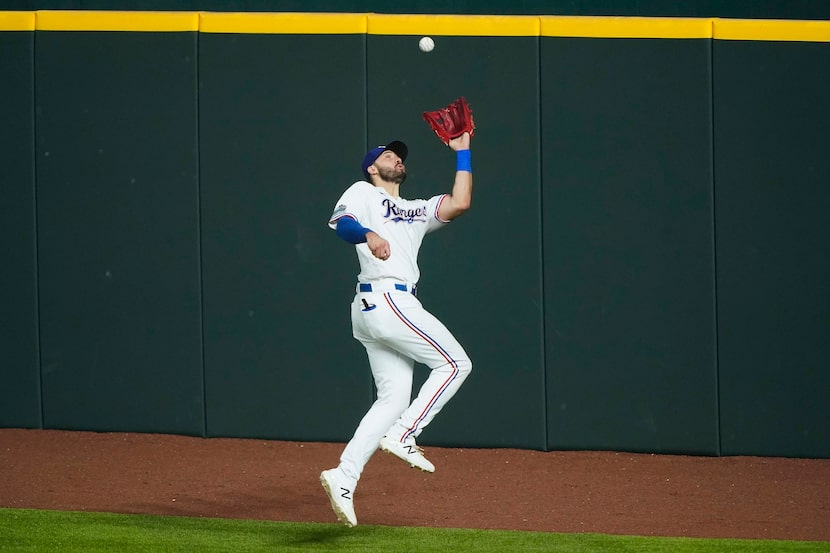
xmin=378 ymin=436 xmax=436 ymax=473
xmin=320 ymin=469 xmax=357 ymax=527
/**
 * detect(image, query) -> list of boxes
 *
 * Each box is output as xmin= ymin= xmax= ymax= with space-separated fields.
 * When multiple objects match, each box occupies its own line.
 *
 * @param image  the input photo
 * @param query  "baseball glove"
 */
xmin=422 ymin=97 xmax=475 ymax=145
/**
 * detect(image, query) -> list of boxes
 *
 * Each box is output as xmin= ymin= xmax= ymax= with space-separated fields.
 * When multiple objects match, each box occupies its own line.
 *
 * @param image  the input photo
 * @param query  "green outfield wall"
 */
xmin=1 ymin=11 xmax=828 ymax=458
xmin=0 ymin=27 xmax=39 ymax=429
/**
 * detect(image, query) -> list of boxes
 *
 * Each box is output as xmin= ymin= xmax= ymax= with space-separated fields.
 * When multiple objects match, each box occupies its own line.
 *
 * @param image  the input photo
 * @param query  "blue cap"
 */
xmin=361 ymin=140 xmax=408 ymax=180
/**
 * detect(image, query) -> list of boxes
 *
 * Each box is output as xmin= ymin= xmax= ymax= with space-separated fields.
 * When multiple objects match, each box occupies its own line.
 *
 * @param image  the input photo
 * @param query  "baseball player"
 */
xmin=320 ymin=131 xmax=474 ymax=527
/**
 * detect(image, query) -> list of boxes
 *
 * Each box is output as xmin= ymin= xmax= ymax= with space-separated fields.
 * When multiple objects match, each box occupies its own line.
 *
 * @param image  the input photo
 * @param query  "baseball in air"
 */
xmin=419 ymin=36 xmax=435 ymax=53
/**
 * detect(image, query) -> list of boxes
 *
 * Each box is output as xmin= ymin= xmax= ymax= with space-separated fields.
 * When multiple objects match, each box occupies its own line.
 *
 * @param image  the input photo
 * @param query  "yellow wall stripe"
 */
xmin=199 ymin=11 xmax=366 ymax=34
xmin=367 ymin=14 xmax=540 ymax=36
xmin=714 ymin=18 xmax=830 ymax=42
xmin=2 ymin=11 xmax=827 ymax=42
xmin=0 ymin=11 xmax=35 ymax=31
xmin=541 ymin=16 xmax=713 ymax=39
xmin=35 ymin=10 xmax=198 ymax=32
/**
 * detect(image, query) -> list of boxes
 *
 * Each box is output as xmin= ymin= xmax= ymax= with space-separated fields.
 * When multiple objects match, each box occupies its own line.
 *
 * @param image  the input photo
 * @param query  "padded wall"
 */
xmin=0 ymin=28 xmax=41 ymax=428
xmin=1 ymin=12 xmax=827 ymax=458
xmin=199 ymin=29 xmax=371 ymax=441
xmin=714 ymin=39 xmax=830 ymax=458
xmin=35 ymin=30 xmax=204 ymax=434
xmin=542 ymin=37 xmax=719 ymax=454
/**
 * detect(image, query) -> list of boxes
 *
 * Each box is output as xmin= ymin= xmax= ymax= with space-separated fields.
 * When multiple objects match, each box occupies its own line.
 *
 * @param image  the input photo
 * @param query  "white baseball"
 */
xmin=418 ymin=36 xmax=435 ymax=53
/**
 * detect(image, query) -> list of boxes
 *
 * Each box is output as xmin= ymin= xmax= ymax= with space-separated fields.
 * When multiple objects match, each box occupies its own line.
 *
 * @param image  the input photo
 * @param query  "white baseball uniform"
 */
xmin=328 ymin=180 xmax=473 ymax=486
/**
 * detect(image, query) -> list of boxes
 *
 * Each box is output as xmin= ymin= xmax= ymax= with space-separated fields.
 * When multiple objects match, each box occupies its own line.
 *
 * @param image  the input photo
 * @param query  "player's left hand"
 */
xmin=449 ymin=132 xmax=471 ymax=151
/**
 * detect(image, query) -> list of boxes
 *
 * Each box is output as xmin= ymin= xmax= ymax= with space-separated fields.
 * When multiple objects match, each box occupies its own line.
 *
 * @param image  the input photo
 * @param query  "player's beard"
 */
xmin=378 ymin=166 xmax=407 ymax=184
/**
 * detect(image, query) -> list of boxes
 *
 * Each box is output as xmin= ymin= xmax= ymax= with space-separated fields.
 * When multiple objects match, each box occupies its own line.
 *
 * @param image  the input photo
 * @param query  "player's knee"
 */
xmin=455 ymin=357 xmax=472 ymax=378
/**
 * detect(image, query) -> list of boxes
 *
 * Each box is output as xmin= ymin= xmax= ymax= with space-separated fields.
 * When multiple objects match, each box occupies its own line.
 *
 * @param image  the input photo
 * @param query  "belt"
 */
xmin=357 ymin=281 xmax=417 ymax=296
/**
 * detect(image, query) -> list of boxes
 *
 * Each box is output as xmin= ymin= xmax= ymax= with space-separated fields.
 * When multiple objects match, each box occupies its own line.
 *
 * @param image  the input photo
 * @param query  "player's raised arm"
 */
xmin=437 ymin=131 xmax=472 ymax=222
xmin=421 ymin=97 xmax=475 ymax=223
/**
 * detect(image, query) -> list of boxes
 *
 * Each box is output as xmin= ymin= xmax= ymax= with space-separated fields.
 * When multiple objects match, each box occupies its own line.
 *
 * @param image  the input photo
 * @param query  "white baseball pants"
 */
xmin=338 ymin=286 xmax=472 ymax=484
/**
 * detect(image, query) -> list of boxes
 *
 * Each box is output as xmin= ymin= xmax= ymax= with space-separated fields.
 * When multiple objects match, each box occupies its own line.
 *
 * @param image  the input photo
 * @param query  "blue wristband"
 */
xmin=456 ymin=149 xmax=472 ymax=173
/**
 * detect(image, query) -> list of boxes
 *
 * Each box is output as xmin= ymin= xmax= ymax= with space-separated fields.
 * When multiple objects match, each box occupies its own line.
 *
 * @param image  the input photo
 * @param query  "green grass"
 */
xmin=0 ymin=508 xmax=827 ymax=553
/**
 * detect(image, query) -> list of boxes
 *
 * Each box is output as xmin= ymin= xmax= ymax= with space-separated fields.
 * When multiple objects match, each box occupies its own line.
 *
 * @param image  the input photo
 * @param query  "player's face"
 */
xmin=373 ymin=150 xmax=407 ymax=184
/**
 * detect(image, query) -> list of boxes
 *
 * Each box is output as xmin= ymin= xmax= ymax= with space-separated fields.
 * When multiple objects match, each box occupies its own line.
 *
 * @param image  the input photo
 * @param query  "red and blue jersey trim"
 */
xmin=434 ymin=194 xmax=451 ymax=224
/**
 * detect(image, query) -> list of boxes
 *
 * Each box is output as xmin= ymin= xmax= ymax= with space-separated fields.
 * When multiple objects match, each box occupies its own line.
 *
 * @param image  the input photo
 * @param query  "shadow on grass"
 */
xmin=278 ymin=522 xmax=397 ymax=548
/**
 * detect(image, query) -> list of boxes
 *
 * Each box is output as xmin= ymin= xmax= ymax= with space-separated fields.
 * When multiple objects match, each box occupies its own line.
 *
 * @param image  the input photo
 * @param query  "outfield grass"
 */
xmin=0 ymin=508 xmax=827 ymax=553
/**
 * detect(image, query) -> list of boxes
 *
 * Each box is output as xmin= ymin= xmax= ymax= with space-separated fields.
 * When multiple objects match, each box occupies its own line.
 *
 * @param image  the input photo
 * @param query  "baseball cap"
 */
xmin=361 ymin=140 xmax=408 ymax=179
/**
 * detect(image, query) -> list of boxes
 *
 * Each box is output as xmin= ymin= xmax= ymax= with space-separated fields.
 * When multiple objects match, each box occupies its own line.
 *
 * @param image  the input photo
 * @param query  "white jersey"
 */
xmin=328 ymin=180 xmax=449 ymax=285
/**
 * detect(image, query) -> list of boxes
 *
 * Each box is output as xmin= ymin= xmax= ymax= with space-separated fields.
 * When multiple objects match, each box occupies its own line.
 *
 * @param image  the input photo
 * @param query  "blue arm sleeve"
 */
xmin=336 ymin=217 xmax=373 ymax=244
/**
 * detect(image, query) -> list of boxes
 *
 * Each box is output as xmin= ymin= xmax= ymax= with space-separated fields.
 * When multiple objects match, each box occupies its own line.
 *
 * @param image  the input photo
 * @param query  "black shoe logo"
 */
xmin=340 ymin=487 xmax=352 ymax=500
xmin=404 ymin=445 xmax=417 ymax=455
